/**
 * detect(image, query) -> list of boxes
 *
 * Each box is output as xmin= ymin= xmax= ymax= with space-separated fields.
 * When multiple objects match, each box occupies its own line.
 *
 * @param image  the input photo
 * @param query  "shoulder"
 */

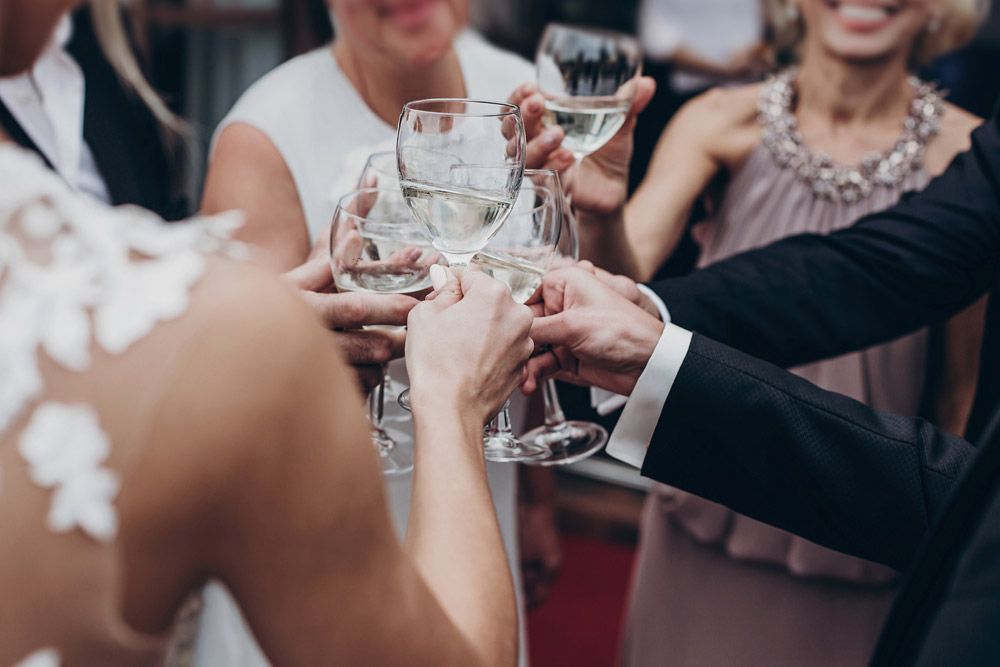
xmin=215 ymin=49 xmax=336 ymax=142
xmin=456 ymin=30 xmax=534 ymax=94
xmin=924 ymin=102 xmax=984 ymax=176
xmin=662 ymin=83 xmax=763 ymax=164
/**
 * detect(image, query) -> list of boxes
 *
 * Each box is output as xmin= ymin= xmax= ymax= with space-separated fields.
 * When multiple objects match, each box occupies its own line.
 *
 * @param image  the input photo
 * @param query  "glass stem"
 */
xmin=369 ymin=369 xmax=389 ymax=443
xmin=566 ymin=153 xmax=585 ymax=206
xmin=485 ymin=400 xmax=515 ymax=445
xmin=542 ymin=378 xmax=569 ymax=430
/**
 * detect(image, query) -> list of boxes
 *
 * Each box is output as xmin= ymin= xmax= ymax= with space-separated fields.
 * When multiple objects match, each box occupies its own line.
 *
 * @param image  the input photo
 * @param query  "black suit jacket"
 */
xmin=643 ymin=107 xmax=1000 ymax=664
xmin=0 ymin=8 xmax=187 ymax=220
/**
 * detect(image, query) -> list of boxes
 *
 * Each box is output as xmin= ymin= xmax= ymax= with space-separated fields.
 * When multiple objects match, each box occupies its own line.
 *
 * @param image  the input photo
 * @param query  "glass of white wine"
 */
xmin=396 ymin=99 xmax=526 ymax=267
xmin=536 ymin=24 xmax=642 ymax=199
xmin=330 ymin=187 xmax=443 ymax=476
xmin=521 ymin=170 xmax=609 ymax=466
xmin=473 ymin=176 xmax=561 ymax=462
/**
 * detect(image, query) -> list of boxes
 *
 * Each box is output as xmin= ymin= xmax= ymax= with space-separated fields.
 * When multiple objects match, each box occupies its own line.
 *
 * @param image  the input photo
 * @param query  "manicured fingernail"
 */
xmin=430 ymin=264 xmax=447 ymax=291
xmin=543 ymin=128 xmax=560 ymax=145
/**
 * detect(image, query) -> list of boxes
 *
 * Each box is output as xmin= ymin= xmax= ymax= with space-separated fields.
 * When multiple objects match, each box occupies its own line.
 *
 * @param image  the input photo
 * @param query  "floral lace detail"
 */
xmin=758 ymin=68 xmax=944 ymax=203
xmin=18 ymin=403 xmax=120 ymax=542
xmin=0 ymin=145 xmax=245 ymax=543
xmin=13 ymin=648 xmax=60 ymax=667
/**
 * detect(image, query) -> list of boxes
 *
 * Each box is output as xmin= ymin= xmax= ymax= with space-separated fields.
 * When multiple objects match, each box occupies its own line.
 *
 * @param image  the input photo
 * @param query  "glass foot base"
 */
xmin=522 ymin=421 xmax=608 ymax=467
xmin=483 ymin=434 xmax=551 ymax=463
xmin=373 ymin=428 xmax=413 ymax=477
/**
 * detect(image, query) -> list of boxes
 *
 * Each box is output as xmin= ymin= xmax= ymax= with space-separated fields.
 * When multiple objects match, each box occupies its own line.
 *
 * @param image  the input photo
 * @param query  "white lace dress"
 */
xmin=0 ymin=144 xmax=242 ymax=666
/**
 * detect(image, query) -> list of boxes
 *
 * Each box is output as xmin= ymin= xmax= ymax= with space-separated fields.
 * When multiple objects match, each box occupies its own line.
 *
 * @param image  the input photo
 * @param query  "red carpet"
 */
xmin=527 ymin=535 xmax=637 ymax=667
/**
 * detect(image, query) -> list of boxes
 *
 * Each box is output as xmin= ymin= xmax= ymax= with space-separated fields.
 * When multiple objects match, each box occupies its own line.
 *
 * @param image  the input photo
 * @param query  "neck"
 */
xmin=333 ymin=39 xmax=467 ymax=126
xmin=795 ymin=41 xmax=912 ymax=127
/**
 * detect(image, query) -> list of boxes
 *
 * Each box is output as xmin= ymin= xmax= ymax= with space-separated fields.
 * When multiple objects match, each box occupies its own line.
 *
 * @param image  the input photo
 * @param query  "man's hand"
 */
xmin=524 ymin=267 xmax=664 ymax=396
xmin=283 ymin=258 xmax=418 ymax=394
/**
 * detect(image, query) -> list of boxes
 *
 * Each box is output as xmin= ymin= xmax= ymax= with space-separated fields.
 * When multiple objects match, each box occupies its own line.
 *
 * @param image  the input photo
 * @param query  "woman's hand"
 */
xmin=406 ymin=266 xmax=534 ymax=427
xmin=566 ymin=76 xmax=657 ymax=217
xmin=507 ymin=83 xmax=575 ymax=171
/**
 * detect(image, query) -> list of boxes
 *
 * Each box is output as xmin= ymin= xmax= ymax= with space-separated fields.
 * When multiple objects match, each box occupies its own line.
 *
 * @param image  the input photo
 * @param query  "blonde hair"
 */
xmin=88 ymin=0 xmax=182 ymax=131
xmin=765 ymin=0 xmax=991 ymax=67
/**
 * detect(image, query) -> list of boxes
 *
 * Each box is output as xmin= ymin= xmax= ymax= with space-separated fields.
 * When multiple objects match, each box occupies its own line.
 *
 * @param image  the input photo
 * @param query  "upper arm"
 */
xmin=121 ymin=261 xmax=488 ymax=666
xmin=202 ymin=123 xmax=312 ymax=271
xmin=626 ymin=87 xmax=756 ymax=281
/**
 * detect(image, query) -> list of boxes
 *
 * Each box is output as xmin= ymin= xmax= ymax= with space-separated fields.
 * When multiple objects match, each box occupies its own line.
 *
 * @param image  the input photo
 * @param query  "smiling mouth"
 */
xmin=824 ymin=1 xmax=899 ymax=24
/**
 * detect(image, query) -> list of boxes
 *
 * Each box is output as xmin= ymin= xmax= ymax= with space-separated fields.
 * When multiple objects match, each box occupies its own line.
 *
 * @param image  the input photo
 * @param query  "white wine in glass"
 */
xmin=396 ymin=99 xmax=526 ymax=268
xmin=536 ymin=24 xmax=642 ymax=197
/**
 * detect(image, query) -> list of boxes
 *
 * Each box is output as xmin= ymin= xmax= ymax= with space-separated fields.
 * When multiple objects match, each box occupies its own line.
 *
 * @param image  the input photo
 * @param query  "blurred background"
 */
xmin=119 ymin=2 xmax=1000 ymax=664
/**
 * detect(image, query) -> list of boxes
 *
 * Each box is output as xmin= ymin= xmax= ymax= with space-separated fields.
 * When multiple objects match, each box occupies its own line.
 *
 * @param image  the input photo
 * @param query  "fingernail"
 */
xmin=543 ymin=128 xmax=560 ymax=145
xmin=430 ymin=264 xmax=448 ymax=291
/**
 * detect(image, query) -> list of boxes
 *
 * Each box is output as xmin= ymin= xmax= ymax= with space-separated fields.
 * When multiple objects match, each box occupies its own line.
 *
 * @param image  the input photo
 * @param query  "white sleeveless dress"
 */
xmin=203 ymin=31 xmax=534 ymax=667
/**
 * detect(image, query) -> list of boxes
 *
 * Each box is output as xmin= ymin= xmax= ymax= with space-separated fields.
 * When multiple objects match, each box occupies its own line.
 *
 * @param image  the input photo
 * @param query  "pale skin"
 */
xmin=533 ymin=0 xmax=987 ymax=437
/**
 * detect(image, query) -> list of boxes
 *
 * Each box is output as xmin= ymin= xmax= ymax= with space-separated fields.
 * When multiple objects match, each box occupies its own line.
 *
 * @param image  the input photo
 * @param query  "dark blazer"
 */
xmin=0 ymin=8 xmax=187 ymax=221
xmin=644 ymin=107 xmax=1000 ymax=665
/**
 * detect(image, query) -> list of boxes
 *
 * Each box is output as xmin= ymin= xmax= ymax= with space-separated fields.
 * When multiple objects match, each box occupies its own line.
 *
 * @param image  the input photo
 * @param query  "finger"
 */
xmin=529 ymin=312 xmax=572 ymax=346
xmin=305 ymin=291 xmax=418 ymax=329
xmin=629 ymin=76 xmax=657 ymax=119
xmin=507 ymin=81 xmax=538 ymax=106
xmin=525 ymin=126 xmax=565 ymax=170
xmin=424 ymin=265 xmax=463 ymax=307
xmin=283 ymin=257 xmax=333 ymax=292
xmin=541 ymin=148 xmax=575 ymax=174
xmin=335 ymin=328 xmax=406 ymax=366
xmin=519 ymin=92 xmax=548 ymax=137
xmin=577 ymin=260 xmax=595 ymax=274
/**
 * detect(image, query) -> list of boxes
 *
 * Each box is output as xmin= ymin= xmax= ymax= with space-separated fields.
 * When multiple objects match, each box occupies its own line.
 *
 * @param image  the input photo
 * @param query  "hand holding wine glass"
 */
xmin=535 ymin=24 xmax=643 ymax=202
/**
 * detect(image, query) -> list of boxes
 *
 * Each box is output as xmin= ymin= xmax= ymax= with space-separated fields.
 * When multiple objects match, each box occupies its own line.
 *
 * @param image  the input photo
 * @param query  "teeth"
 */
xmin=837 ymin=4 xmax=890 ymax=22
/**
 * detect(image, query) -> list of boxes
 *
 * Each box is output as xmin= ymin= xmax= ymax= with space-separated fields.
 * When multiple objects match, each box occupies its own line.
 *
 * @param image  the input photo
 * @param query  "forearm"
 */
xmin=577 ymin=206 xmax=642 ymax=278
xmin=405 ymin=407 xmax=518 ymax=667
xmin=642 ymin=334 xmax=977 ymax=571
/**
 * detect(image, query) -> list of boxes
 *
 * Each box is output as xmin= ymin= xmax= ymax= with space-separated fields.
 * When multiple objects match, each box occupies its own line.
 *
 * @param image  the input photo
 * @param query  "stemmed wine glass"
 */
xmin=474 ymin=174 xmax=562 ymax=462
xmin=521 ymin=170 xmax=609 ymax=466
xmin=329 ymin=187 xmax=443 ymax=476
xmin=395 ymin=99 xmax=526 ymax=412
xmin=357 ymin=151 xmax=415 ymax=406
xmin=397 ymin=99 xmax=526 ymax=267
xmin=536 ymin=24 xmax=642 ymax=201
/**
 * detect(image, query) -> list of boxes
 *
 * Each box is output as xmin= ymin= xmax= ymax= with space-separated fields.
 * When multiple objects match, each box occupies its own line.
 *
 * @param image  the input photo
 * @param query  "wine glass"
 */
xmin=521 ymin=170 xmax=609 ymax=466
xmin=357 ymin=151 xmax=415 ymax=406
xmin=330 ymin=187 xmax=443 ymax=476
xmin=474 ymin=175 xmax=561 ymax=462
xmin=396 ymin=99 xmax=526 ymax=267
xmin=535 ymin=24 xmax=642 ymax=200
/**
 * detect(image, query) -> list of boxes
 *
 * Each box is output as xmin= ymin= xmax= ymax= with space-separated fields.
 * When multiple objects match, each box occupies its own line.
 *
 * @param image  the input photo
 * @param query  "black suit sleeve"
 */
xmin=641 ymin=334 xmax=978 ymax=572
xmin=649 ymin=111 xmax=1000 ymax=369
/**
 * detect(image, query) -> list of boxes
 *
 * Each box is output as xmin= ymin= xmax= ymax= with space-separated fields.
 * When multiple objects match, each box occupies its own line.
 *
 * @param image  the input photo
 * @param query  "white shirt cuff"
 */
xmin=589 ymin=283 xmax=672 ymax=415
xmin=605 ymin=322 xmax=693 ymax=469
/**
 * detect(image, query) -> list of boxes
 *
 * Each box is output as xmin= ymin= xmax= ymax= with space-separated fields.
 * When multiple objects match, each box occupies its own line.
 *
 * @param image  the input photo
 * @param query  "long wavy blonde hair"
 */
xmin=88 ymin=0 xmax=181 ymax=130
xmin=765 ymin=0 xmax=991 ymax=66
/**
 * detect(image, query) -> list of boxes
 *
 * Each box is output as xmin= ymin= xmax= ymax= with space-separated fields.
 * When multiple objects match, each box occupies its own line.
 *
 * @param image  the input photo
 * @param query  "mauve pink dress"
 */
xmin=621 ymin=137 xmax=935 ymax=666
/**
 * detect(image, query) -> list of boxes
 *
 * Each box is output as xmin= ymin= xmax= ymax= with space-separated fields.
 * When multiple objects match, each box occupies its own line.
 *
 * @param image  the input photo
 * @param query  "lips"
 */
xmin=824 ymin=1 xmax=900 ymax=30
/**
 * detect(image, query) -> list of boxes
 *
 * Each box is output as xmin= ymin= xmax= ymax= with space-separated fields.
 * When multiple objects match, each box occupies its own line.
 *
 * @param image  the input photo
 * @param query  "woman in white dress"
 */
xmin=199 ymin=2 xmax=570 ymax=663
xmin=0 ymin=1 xmax=536 ymax=665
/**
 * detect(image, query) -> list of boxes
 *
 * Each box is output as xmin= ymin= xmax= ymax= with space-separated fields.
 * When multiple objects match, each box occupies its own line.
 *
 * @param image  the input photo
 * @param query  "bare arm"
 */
xmin=202 ymin=123 xmax=312 ymax=271
xmin=121 ymin=262 xmax=526 ymax=666
xmin=573 ymin=87 xmax=755 ymax=281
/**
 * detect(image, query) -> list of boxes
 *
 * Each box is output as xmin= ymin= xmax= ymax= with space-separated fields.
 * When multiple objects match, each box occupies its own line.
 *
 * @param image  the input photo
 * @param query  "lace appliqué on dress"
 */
xmin=13 ymin=648 xmax=60 ymax=667
xmin=758 ymin=68 xmax=944 ymax=203
xmin=0 ymin=146 xmax=245 ymax=542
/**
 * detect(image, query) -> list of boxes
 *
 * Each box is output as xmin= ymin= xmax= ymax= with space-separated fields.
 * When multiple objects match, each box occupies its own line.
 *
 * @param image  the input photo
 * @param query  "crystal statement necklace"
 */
xmin=758 ymin=68 xmax=944 ymax=203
